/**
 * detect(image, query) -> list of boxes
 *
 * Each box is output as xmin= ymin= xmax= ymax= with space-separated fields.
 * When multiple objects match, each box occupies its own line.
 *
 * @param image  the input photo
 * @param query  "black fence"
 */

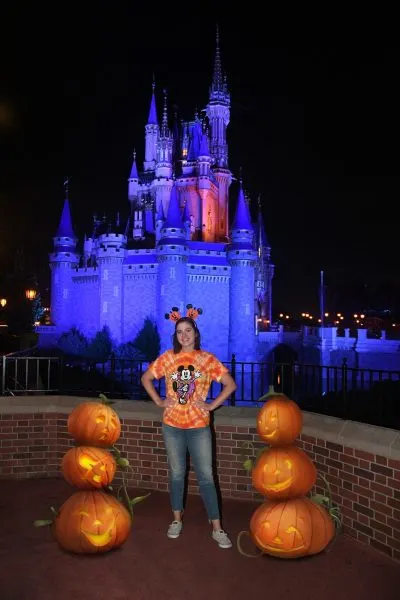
xmin=1 ymin=355 xmax=399 ymax=430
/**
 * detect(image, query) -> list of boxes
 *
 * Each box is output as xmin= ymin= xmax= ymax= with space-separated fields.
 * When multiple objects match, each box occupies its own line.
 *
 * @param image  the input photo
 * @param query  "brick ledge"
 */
xmin=1 ymin=395 xmax=399 ymax=460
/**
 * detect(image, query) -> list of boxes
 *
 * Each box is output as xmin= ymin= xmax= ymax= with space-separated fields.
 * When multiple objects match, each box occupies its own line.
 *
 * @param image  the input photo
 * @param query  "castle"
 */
xmin=45 ymin=32 xmax=274 ymax=362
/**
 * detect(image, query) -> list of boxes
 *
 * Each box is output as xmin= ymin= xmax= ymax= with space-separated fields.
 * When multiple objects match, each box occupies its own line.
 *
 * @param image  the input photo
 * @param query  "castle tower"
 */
xmin=155 ymin=90 xmax=173 ymax=180
xmin=156 ymin=184 xmax=188 ymax=352
xmin=255 ymin=197 xmax=274 ymax=327
xmin=144 ymin=79 xmax=159 ymax=172
xmin=205 ymin=26 xmax=231 ymax=240
xmin=97 ymin=231 xmax=126 ymax=343
xmin=128 ymin=150 xmax=139 ymax=202
xmin=227 ymin=180 xmax=257 ymax=360
xmin=49 ymin=179 xmax=80 ymax=330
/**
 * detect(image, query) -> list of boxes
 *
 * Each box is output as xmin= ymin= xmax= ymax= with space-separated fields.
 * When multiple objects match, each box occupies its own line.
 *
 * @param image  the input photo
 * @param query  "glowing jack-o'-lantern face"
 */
xmin=250 ymin=497 xmax=335 ymax=559
xmin=61 ymin=446 xmax=117 ymax=489
xmin=257 ymin=394 xmax=303 ymax=446
xmin=68 ymin=402 xmax=121 ymax=447
xmin=54 ymin=491 xmax=131 ymax=554
xmin=252 ymin=446 xmax=316 ymax=500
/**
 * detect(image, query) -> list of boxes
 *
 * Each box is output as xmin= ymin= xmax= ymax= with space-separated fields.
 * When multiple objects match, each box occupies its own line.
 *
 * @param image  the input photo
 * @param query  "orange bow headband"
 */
xmin=165 ymin=304 xmax=203 ymax=322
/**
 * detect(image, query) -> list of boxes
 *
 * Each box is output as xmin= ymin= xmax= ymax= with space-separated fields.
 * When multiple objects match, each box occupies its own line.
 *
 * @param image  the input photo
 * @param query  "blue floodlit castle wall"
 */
xmin=45 ymin=35 xmax=274 ymax=362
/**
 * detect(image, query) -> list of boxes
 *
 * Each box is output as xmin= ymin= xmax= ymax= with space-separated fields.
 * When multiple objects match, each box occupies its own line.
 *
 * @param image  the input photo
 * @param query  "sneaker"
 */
xmin=167 ymin=520 xmax=183 ymax=539
xmin=212 ymin=529 xmax=232 ymax=549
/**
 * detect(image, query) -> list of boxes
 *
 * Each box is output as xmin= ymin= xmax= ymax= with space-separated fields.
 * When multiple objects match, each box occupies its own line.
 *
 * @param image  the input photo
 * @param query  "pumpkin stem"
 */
xmin=236 ymin=530 xmax=264 ymax=558
xmin=258 ymin=385 xmax=287 ymax=403
xmin=98 ymin=392 xmax=115 ymax=405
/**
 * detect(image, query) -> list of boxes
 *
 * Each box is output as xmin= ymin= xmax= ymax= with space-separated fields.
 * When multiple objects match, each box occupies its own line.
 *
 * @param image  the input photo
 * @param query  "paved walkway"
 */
xmin=0 ymin=478 xmax=399 ymax=600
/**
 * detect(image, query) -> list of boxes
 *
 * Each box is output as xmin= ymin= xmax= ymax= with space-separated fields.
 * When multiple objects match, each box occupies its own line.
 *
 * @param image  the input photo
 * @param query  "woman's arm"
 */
xmin=207 ymin=372 xmax=237 ymax=411
xmin=141 ymin=369 xmax=164 ymax=407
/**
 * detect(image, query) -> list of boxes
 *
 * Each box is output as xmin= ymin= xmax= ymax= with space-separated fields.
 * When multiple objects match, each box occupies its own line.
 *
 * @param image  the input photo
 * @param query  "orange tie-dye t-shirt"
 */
xmin=149 ymin=349 xmax=229 ymax=429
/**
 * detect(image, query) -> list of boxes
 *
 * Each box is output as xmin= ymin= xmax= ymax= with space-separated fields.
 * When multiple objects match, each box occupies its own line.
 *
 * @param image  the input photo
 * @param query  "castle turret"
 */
xmin=97 ymin=230 xmax=126 ymax=343
xmin=227 ymin=180 xmax=257 ymax=360
xmin=206 ymin=26 xmax=231 ymax=239
xmin=197 ymin=130 xmax=211 ymax=177
xmin=49 ymin=180 xmax=80 ymax=330
xmin=155 ymin=90 xmax=173 ymax=179
xmin=128 ymin=150 xmax=139 ymax=202
xmin=255 ymin=197 xmax=274 ymax=327
xmin=155 ymin=200 xmax=165 ymax=243
xmin=156 ymin=184 xmax=187 ymax=351
xmin=144 ymin=80 xmax=159 ymax=172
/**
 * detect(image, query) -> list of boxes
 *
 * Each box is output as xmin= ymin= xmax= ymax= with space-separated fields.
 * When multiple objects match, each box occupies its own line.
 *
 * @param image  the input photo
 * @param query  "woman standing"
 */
xmin=141 ymin=310 xmax=237 ymax=549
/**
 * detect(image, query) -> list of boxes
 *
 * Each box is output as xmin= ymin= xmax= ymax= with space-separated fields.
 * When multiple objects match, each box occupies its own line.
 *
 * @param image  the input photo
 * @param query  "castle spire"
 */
xmin=232 ymin=177 xmax=252 ymax=231
xmin=148 ymin=76 xmax=158 ymax=125
xmin=160 ymin=89 xmax=170 ymax=137
xmin=56 ymin=177 xmax=76 ymax=238
xmin=129 ymin=149 xmax=139 ymax=179
xmin=211 ymin=25 xmax=223 ymax=95
xmin=163 ymin=184 xmax=183 ymax=229
xmin=257 ymin=195 xmax=269 ymax=249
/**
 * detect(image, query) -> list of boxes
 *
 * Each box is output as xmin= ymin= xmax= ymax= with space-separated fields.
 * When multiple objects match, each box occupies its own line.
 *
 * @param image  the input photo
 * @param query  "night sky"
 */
xmin=1 ymin=11 xmax=399 ymax=314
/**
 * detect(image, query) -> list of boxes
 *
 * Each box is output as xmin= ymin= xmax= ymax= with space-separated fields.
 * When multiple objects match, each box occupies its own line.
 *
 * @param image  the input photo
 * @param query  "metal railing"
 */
xmin=1 ymin=354 xmax=399 ymax=429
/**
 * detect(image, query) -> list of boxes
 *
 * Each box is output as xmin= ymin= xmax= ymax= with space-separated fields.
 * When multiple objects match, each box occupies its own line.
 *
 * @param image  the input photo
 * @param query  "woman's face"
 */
xmin=176 ymin=321 xmax=196 ymax=351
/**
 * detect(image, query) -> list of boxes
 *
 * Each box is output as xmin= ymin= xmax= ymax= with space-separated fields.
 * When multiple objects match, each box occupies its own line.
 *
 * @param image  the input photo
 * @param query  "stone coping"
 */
xmin=1 ymin=396 xmax=399 ymax=460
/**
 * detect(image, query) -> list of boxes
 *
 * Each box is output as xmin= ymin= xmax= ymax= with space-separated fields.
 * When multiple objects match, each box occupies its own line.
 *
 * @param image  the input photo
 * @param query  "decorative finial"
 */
xmin=239 ymin=167 xmax=243 ymax=184
xmin=133 ymin=148 xmax=136 ymax=161
xmin=152 ymin=73 xmax=156 ymax=91
xmin=257 ymin=194 xmax=261 ymax=208
xmin=161 ymin=88 xmax=168 ymax=133
xmin=64 ymin=176 xmax=70 ymax=199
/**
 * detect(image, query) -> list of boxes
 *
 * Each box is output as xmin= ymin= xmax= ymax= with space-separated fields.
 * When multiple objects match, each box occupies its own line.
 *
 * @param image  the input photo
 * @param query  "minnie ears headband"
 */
xmin=165 ymin=304 xmax=203 ymax=322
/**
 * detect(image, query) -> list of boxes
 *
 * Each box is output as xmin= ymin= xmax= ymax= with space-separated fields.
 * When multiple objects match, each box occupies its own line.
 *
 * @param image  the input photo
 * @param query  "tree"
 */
xmin=32 ymin=293 xmax=45 ymax=325
xmin=132 ymin=317 xmax=160 ymax=362
xmin=57 ymin=327 xmax=88 ymax=358
xmin=85 ymin=326 xmax=113 ymax=361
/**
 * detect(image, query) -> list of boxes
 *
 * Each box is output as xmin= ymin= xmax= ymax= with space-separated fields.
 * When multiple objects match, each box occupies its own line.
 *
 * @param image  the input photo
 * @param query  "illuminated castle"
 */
xmin=45 ymin=32 xmax=274 ymax=361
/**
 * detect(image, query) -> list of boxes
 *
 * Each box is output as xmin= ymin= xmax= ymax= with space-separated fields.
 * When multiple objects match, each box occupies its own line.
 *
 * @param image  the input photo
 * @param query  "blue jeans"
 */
xmin=162 ymin=424 xmax=220 ymax=520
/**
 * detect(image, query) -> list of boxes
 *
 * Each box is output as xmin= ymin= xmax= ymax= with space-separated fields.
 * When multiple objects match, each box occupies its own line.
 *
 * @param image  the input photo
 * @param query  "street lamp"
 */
xmin=0 ymin=298 xmax=6 ymax=308
xmin=25 ymin=289 xmax=37 ymax=300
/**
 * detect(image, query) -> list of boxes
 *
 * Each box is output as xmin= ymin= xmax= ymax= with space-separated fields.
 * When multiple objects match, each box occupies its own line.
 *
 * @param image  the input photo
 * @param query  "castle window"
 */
xmin=103 ymin=270 xmax=109 ymax=281
xmin=140 ymin=265 xmax=143 ymax=269
xmin=171 ymin=246 xmax=176 ymax=249
xmin=213 ymin=267 xmax=216 ymax=270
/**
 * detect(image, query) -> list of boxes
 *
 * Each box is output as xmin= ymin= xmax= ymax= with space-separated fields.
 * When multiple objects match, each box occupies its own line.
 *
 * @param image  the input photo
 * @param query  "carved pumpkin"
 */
xmin=68 ymin=402 xmax=121 ymax=447
xmin=257 ymin=394 xmax=302 ymax=445
xmin=61 ymin=446 xmax=117 ymax=490
xmin=250 ymin=497 xmax=335 ymax=558
xmin=54 ymin=490 xmax=131 ymax=553
xmin=252 ymin=446 xmax=316 ymax=500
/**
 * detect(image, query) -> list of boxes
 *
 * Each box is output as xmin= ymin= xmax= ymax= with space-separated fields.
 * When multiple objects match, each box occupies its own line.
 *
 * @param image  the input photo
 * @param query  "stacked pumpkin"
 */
xmin=246 ymin=392 xmax=336 ymax=558
xmin=55 ymin=399 xmax=132 ymax=554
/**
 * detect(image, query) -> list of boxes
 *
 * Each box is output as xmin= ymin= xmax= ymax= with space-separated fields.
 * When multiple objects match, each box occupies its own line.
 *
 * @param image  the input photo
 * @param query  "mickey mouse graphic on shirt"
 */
xmin=171 ymin=365 xmax=202 ymax=405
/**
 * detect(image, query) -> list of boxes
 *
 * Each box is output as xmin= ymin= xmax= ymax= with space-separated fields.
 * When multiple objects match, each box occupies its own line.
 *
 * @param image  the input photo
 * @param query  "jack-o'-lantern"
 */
xmin=257 ymin=393 xmax=302 ymax=445
xmin=68 ymin=401 xmax=121 ymax=447
xmin=250 ymin=497 xmax=335 ymax=558
xmin=54 ymin=490 xmax=131 ymax=554
xmin=252 ymin=446 xmax=316 ymax=500
xmin=62 ymin=446 xmax=117 ymax=490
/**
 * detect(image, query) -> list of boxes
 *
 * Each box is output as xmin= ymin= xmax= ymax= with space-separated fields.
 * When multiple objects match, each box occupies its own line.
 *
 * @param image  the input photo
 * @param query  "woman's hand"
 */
xmin=193 ymin=399 xmax=211 ymax=413
xmin=163 ymin=396 xmax=176 ymax=409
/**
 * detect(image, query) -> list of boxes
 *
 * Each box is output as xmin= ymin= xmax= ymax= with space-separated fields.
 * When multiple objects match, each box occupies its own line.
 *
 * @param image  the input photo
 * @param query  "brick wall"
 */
xmin=0 ymin=399 xmax=399 ymax=561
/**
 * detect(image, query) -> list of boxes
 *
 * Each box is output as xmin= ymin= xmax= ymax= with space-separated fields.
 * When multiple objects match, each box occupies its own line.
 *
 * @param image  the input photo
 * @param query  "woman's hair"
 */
xmin=172 ymin=317 xmax=201 ymax=353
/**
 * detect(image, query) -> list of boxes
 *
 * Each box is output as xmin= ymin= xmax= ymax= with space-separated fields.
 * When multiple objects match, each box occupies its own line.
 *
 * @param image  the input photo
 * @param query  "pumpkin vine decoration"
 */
xmin=237 ymin=389 xmax=341 ymax=559
xmin=34 ymin=393 xmax=150 ymax=554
